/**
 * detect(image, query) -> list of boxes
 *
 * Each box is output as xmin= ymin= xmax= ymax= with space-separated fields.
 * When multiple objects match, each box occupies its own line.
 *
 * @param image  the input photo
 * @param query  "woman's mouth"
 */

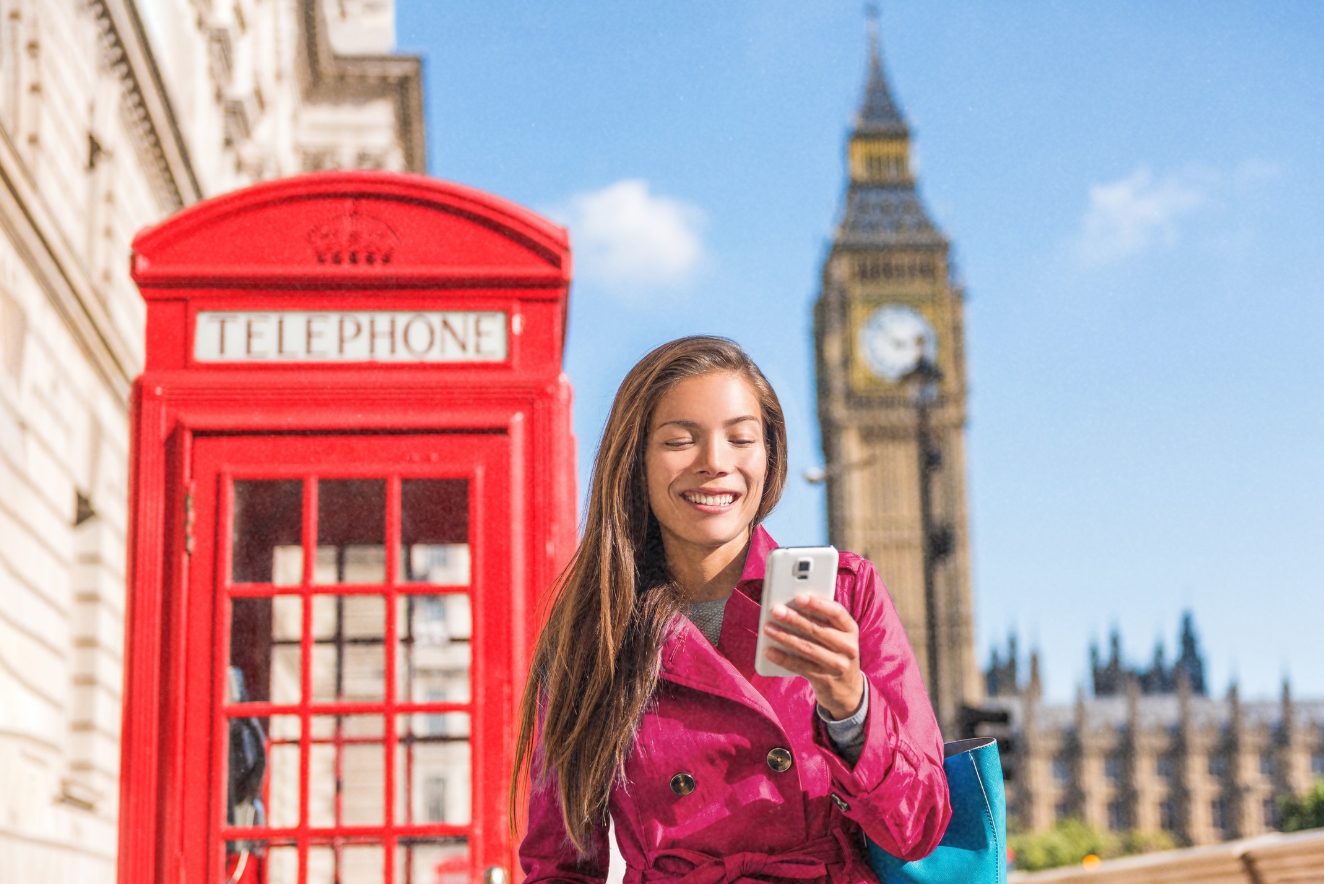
xmin=682 ymin=490 xmax=738 ymax=509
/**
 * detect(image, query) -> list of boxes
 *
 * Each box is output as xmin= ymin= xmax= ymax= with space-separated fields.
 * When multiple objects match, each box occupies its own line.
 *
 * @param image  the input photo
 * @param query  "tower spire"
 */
xmin=856 ymin=4 xmax=907 ymax=137
xmin=865 ymin=3 xmax=881 ymax=66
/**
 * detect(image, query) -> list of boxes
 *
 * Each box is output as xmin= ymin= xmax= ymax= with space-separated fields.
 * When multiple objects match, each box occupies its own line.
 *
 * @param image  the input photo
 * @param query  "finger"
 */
xmin=764 ymin=622 xmax=852 ymax=672
xmin=790 ymin=595 xmax=857 ymax=633
xmin=767 ymin=611 xmax=857 ymax=659
xmin=763 ymin=644 xmax=840 ymax=678
xmin=770 ymin=605 xmax=857 ymax=655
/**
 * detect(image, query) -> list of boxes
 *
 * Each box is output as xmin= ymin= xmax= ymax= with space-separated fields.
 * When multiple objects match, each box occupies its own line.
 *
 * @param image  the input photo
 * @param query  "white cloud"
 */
xmin=550 ymin=180 xmax=706 ymax=294
xmin=1074 ymin=166 xmax=1206 ymax=265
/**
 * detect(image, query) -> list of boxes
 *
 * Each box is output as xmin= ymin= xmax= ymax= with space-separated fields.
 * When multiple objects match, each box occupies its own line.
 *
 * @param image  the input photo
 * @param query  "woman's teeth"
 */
xmin=686 ymin=492 xmax=734 ymax=507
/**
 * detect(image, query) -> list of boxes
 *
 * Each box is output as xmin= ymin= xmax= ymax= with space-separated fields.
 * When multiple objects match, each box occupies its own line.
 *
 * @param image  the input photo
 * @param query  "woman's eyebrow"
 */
xmin=655 ymin=415 xmax=760 ymax=430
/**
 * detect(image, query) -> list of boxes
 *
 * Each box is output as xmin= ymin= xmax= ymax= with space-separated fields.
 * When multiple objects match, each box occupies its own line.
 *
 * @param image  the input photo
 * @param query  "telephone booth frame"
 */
xmin=119 ymin=172 xmax=577 ymax=884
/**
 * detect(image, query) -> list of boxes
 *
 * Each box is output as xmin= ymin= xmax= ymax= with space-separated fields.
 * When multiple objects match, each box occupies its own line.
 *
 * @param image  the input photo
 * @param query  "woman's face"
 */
xmin=645 ymin=371 xmax=768 ymax=558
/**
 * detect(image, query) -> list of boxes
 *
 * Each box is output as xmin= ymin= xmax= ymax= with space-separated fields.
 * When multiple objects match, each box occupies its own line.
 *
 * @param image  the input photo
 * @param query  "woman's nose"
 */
xmin=694 ymin=436 xmax=728 ymax=474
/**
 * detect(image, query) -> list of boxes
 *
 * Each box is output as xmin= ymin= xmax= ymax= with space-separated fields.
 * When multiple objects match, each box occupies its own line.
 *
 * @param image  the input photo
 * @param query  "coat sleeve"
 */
xmin=518 ymin=742 xmax=611 ymax=884
xmin=810 ymin=557 xmax=951 ymax=862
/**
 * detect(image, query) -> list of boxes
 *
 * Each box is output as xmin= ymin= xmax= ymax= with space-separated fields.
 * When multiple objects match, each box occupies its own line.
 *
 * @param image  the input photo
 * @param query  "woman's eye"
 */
xmin=664 ymin=438 xmax=693 ymax=448
xmin=730 ymin=437 xmax=756 ymax=447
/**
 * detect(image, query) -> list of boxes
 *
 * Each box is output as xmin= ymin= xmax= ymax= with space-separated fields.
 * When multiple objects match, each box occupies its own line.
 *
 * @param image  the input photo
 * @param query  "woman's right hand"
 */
xmin=762 ymin=593 xmax=865 ymax=720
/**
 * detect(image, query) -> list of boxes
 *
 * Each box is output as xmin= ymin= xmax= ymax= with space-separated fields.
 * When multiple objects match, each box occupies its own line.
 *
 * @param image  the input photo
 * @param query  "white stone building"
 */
xmin=0 ymin=0 xmax=422 ymax=878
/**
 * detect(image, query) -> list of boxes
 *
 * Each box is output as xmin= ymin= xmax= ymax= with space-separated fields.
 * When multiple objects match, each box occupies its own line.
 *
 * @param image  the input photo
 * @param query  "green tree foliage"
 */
xmin=1279 ymin=779 xmax=1324 ymax=833
xmin=1119 ymin=829 xmax=1180 ymax=855
xmin=1008 ymin=820 xmax=1179 ymax=872
xmin=1009 ymin=819 xmax=1109 ymax=871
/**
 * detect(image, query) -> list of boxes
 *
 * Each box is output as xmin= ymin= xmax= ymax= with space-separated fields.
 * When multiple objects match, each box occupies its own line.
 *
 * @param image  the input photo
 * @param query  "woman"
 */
xmin=514 ymin=336 xmax=950 ymax=884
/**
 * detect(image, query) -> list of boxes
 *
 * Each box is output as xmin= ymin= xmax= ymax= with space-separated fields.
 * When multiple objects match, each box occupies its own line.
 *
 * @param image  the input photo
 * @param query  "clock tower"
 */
xmin=813 ymin=21 xmax=980 ymax=735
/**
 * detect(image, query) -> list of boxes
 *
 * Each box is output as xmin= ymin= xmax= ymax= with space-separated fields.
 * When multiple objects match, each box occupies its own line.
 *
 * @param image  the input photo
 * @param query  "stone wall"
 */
xmin=0 ymin=1 xmax=421 ymax=879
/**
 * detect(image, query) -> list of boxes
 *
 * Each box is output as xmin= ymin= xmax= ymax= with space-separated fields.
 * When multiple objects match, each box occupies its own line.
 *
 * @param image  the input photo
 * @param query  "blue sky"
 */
xmin=397 ymin=1 xmax=1324 ymax=703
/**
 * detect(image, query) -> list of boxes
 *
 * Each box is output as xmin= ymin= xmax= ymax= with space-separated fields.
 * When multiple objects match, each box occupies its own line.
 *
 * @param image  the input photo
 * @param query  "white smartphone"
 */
xmin=754 ymin=545 xmax=839 ymax=677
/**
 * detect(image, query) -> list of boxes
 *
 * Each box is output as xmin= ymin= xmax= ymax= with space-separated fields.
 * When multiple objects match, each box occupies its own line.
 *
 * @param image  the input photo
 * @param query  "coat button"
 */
xmin=766 ymin=747 xmax=793 ymax=772
xmin=670 ymin=773 xmax=696 ymax=796
xmin=831 ymin=793 xmax=850 ymax=812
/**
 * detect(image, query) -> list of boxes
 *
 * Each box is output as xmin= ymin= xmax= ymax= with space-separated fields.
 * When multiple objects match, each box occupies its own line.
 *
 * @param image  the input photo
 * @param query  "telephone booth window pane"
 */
xmin=229 ymin=596 xmax=302 ymax=705
xmin=266 ymin=713 xmax=301 ymax=830
xmin=309 ymin=743 xmax=385 ymax=827
xmin=397 ymin=714 xmax=471 ymax=826
xmin=342 ymin=845 xmax=385 ymax=883
xmin=317 ymin=479 xmax=386 ymax=585
xmin=267 ymin=742 xmax=300 ymax=828
xmin=309 ymin=713 xmax=385 ymax=739
xmin=308 ymin=744 xmax=334 ymax=827
xmin=267 ymin=846 xmax=299 ymax=884
xmin=304 ymin=715 xmax=387 ymax=828
xmin=307 ymin=847 xmax=335 ymax=884
xmin=401 ymin=479 xmax=470 ymax=585
xmin=272 ymin=595 xmax=304 ymax=701
xmin=271 ymin=653 xmax=302 ymax=703
xmin=310 ymin=595 xmax=386 ymax=702
xmin=269 ymin=715 xmax=300 ymax=739
xmin=399 ymin=841 xmax=469 ymax=884
xmin=398 ymin=595 xmax=471 ymax=704
xmin=342 ymin=740 xmax=386 ymax=824
xmin=297 ymin=845 xmax=386 ymax=884
xmin=273 ymin=546 xmax=304 ymax=586
xmin=232 ymin=480 xmax=303 ymax=584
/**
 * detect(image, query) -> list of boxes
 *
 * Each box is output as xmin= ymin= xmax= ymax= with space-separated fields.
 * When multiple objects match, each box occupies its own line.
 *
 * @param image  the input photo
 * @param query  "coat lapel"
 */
xmin=721 ymin=580 xmax=815 ymax=725
xmin=656 ymin=526 xmax=790 ymax=728
xmin=658 ymin=616 xmax=782 ymax=726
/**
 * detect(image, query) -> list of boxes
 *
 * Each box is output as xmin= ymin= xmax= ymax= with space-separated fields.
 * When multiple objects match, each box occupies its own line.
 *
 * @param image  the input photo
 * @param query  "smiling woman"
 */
xmin=511 ymin=335 xmax=950 ymax=884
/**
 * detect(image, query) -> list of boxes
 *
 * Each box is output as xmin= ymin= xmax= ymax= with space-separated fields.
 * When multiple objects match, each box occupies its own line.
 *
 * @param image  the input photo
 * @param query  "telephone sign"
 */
xmin=193 ymin=311 xmax=509 ymax=362
xmin=118 ymin=172 xmax=577 ymax=884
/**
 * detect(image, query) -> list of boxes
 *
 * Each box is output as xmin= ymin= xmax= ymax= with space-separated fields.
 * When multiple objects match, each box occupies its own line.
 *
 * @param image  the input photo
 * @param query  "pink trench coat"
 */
xmin=519 ymin=527 xmax=951 ymax=884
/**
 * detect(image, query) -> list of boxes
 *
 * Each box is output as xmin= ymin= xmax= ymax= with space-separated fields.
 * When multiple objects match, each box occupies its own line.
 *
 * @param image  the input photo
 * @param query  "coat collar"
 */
xmin=736 ymin=523 xmax=778 ymax=589
xmin=657 ymin=525 xmax=785 ymax=725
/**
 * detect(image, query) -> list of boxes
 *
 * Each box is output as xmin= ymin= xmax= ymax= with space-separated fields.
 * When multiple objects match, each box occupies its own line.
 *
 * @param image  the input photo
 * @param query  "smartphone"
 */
xmin=754 ymin=545 xmax=839 ymax=677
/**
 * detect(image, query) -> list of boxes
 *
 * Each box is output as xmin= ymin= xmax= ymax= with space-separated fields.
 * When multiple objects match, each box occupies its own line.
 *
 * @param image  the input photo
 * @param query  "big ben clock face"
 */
xmin=859 ymin=305 xmax=937 ymax=382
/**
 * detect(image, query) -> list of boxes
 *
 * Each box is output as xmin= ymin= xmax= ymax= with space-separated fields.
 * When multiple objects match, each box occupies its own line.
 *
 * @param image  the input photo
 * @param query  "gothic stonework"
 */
xmin=985 ymin=623 xmax=1324 ymax=845
xmin=991 ymin=680 xmax=1324 ymax=845
xmin=814 ymin=23 xmax=980 ymax=735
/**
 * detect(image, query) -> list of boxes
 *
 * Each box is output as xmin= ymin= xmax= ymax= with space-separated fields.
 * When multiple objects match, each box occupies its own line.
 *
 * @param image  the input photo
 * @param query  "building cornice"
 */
xmin=91 ymin=0 xmax=203 ymax=212
xmin=300 ymin=1 xmax=426 ymax=173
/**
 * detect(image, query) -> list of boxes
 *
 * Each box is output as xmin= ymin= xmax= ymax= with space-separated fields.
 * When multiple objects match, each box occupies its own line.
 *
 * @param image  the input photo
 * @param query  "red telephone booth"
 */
xmin=119 ymin=172 xmax=577 ymax=884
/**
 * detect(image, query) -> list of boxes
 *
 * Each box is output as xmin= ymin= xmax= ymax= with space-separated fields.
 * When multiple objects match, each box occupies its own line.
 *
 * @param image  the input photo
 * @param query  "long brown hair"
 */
xmin=511 ymin=336 xmax=788 ymax=851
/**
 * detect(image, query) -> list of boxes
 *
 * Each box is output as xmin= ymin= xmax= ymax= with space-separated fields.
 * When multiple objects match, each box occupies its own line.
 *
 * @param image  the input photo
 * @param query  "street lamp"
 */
xmin=805 ymin=352 xmax=954 ymax=724
xmin=907 ymin=355 xmax=953 ymax=723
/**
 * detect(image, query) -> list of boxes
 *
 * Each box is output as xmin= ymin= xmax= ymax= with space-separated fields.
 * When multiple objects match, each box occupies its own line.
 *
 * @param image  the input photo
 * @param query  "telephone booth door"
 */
xmin=187 ymin=433 xmax=510 ymax=883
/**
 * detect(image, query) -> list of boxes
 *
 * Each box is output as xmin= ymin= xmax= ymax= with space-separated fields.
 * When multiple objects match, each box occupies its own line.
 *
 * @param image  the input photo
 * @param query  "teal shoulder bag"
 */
xmin=866 ymin=736 xmax=1007 ymax=884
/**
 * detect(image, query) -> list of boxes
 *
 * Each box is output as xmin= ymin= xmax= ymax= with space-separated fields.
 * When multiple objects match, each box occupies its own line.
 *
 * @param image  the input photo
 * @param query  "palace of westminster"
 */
xmin=814 ymin=21 xmax=1324 ymax=848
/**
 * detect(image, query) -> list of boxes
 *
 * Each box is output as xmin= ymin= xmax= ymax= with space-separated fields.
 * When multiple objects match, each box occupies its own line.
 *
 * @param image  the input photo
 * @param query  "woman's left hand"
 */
xmin=763 ymin=594 xmax=865 ymax=720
